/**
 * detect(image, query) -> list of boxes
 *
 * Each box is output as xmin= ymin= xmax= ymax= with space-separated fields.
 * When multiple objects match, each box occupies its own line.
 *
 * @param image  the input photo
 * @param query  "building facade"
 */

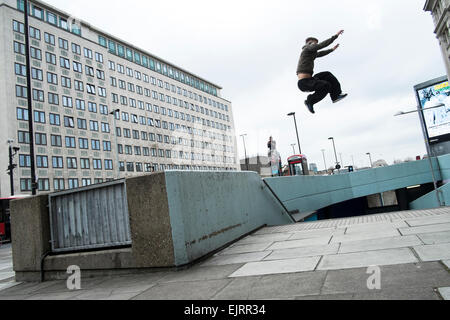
xmin=0 ymin=0 xmax=239 ymax=197
xmin=424 ymin=0 xmax=450 ymax=80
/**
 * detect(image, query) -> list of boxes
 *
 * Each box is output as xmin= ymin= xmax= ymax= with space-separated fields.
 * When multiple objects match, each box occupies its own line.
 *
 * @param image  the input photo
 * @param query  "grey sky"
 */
xmin=44 ymin=0 xmax=446 ymax=169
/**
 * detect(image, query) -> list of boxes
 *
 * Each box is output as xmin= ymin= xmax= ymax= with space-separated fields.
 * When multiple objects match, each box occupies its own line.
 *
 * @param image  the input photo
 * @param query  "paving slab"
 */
xmin=233 ymin=233 xmax=293 ymax=245
xmin=88 ymin=273 xmax=166 ymax=292
xmin=159 ymin=264 xmax=242 ymax=283
xmin=0 ymin=272 xmax=15 ymax=282
xmin=330 ymin=229 xmax=401 ymax=244
xmin=264 ymin=243 xmax=339 ymax=261
xmin=288 ymin=228 xmax=344 ymax=241
xmin=322 ymin=262 xmax=450 ymax=295
xmin=437 ymin=287 xmax=450 ymax=300
xmin=338 ymin=235 xmax=422 ymax=254
xmin=229 ymin=256 xmax=321 ymax=278
xmin=266 ymin=236 xmax=332 ymax=251
xmin=296 ymin=293 xmax=355 ymax=300
xmin=317 ymin=248 xmax=418 ymax=271
xmin=201 ymin=251 xmax=271 ymax=267
xmin=352 ymin=287 xmax=440 ymax=300
xmin=71 ymin=288 xmax=144 ymax=300
xmin=343 ymin=222 xmax=405 ymax=234
xmin=219 ymin=242 xmax=273 ymax=255
xmin=413 ymin=243 xmax=450 ymax=261
xmin=399 ymin=223 xmax=450 ymax=236
xmin=0 ymin=282 xmax=21 ymax=292
xmin=442 ymin=260 xmax=450 ymax=269
xmin=132 ymin=279 xmax=231 ymax=300
xmin=25 ymin=291 xmax=84 ymax=300
xmin=417 ymin=231 xmax=450 ymax=245
xmin=214 ymin=271 xmax=326 ymax=300
xmin=406 ymin=214 xmax=450 ymax=227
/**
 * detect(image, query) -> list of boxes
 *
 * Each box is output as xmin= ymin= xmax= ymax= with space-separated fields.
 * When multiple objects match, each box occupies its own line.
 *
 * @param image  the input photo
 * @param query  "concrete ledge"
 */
xmin=11 ymin=171 xmax=293 ymax=281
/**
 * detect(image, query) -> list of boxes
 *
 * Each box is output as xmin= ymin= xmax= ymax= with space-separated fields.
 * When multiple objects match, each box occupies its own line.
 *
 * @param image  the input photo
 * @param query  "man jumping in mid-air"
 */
xmin=297 ymin=30 xmax=347 ymax=114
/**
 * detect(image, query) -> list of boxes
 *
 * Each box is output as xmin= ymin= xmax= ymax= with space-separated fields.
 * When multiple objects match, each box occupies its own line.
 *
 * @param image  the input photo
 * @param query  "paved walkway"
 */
xmin=0 ymin=207 xmax=449 ymax=300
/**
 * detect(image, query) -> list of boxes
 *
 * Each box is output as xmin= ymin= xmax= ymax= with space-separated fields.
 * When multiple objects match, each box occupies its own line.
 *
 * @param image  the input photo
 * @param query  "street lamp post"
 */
xmin=291 ymin=144 xmax=296 ymax=154
xmin=24 ymin=0 xmax=37 ymax=195
xmin=288 ymin=112 xmax=308 ymax=175
xmin=321 ymin=149 xmax=327 ymax=172
xmin=7 ymin=140 xmax=20 ymax=196
xmin=287 ymin=112 xmax=302 ymax=155
xmin=110 ymin=109 xmax=120 ymax=179
xmin=328 ymin=137 xmax=340 ymax=172
xmin=240 ymin=134 xmax=249 ymax=171
xmin=395 ymin=103 xmax=445 ymax=207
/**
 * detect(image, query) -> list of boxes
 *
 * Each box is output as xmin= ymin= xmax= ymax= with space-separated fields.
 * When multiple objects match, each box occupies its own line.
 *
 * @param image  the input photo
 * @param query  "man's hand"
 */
xmin=333 ymin=44 xmax=340 ymax=51
xmin=336 ymin=30 xmax=344 ymax=37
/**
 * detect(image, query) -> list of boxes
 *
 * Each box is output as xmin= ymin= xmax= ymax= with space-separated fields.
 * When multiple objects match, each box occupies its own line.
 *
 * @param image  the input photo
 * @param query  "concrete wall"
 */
xmin=164 ymin=171 xmax=293 ymax=265
xmin=10 ymin=171 xmax=293 ymax=281
xmin=264 ymin=158 xmax=443 ymax=214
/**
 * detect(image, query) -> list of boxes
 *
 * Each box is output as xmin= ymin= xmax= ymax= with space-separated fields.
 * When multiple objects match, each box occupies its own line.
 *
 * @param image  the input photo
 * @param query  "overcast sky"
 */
xmin=45 ymin=0 xmax=447 ymax=169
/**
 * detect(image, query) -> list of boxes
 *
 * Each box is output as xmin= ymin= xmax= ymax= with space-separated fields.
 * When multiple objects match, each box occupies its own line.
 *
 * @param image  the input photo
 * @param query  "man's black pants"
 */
xmin=298 ymin=71 xmax=342 ymax=105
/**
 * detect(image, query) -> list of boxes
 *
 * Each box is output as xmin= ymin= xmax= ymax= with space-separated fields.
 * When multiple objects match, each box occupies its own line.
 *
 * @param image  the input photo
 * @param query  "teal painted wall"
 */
xmin=265 ymin=158 xmax=443 ymax=214
xmin=409 ymin=183 xmax=450 ymax=209
xmin=164 ymin=171 xmax=294 ymax=266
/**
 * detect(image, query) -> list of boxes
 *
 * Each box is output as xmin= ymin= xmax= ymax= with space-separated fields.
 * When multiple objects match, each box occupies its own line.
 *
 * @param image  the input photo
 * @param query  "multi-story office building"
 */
xmin=0 ymin=0 xmax=239 ymax=197
xmin=424 ymin=0 xmax=450 ymax=79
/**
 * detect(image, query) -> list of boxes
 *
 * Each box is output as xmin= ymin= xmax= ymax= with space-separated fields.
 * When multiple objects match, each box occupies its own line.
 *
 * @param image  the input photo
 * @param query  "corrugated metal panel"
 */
xmin=49 ymin=180 xmax=131 ymax=253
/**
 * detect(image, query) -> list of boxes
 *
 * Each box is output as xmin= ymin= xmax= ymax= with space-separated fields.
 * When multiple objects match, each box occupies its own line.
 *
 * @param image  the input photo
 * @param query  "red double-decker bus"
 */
xmin=0 ymin=196 xmax=30 ymax=243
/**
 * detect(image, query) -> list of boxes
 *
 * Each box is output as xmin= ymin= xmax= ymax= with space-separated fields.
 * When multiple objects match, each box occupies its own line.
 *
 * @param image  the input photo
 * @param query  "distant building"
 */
xmin=424 ymin=0 xmax=450 ymax=80
xmin=309 ymin=163 xmax=318 ymax=173
xmin=240 ymin=155 xmax=271 ymax=177
xmin=372 ymin=159 xmax=388 ymax=168
xmin=0 ymin=0 xmax=239 ymax=197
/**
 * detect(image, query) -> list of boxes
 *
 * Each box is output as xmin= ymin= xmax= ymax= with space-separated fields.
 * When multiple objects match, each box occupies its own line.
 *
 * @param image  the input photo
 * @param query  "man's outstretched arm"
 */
xmin=317 ymin=43 xmax=340 ymax=58
xmin=308 ymin=30 xmax=344 ymax=51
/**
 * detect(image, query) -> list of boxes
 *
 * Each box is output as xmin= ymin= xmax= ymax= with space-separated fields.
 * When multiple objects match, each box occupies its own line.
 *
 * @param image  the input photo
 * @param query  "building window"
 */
xmin=51 ymin=135 xmax=62 ymax=147
xmin=52 ymin=156 xmax=63 ymax=168
xmin=36 ymin=155 xmax=48 ymax=168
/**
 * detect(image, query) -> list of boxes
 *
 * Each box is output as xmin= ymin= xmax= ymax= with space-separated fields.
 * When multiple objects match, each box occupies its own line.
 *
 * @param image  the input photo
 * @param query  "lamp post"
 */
xmin=24 ymin=0 xmax=37 ymax=195
xmin=7 ymin=140 xmax=20 ymax=196
xmin=394 ymin=103 xmax=445 ymax=207
xmin=291 ymin=144 xmax=296 ymax=154
xmin=366 ymin=152 xmax=373 ymax=167
xmin=328 ymin=137 xmax=340 ymax=172
xmin=321 ymin=149 xmax=327 ymax=172
xmin=240 ymin=134 xmax=249 ymax=171
xmin=110 ymin=109 xmax=120 ymax=179
xmin=287 ymin=112 xmax=302 ymax=155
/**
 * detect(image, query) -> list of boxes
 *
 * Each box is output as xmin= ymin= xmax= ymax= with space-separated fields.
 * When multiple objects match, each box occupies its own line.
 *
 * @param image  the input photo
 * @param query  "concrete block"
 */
xmin=10 ymin=195 xmax=51 ymax=273
xmin=331 ymin=229 xmax=401 ymax=244
xmin=201 ymin=252 xmax=271 ymax=267
xmin=220 ymin=242 xmax=273 ymax=255
xmin=417 ymin=231 xmax=450 ymax=245
xmin=264 ymin=243 xmax=339 ymax=261
xmin=132 ymin=279 xmax=231 ymax=300
xmin=267 ymin=236 xmax=332 ymax=251
xmin=125 ymin=173 xmax=176 ymax=267
xmin=438 ymin=287 xmax=450 ymax=300
xmin=338 ymin=235 xmax=422 ymax=254
xmin=288 ymin=228 xmax=344 ymax=240
xmin=322 ymin=262 xmax=450 ymax=295
xmin=317 ymin=248 xmax=418 ymax=271
xmin=214 ymin=271 xmax=327 ymax=300
xmin=413 ymin=243 xmax=450 ymax=261
xmin=406 ymin=214 xmax=450 ymax=227
xmin=229 ymin=256 xmax=321 ymax=277
xmin=399 ymin=223 xmax=450 ymax=236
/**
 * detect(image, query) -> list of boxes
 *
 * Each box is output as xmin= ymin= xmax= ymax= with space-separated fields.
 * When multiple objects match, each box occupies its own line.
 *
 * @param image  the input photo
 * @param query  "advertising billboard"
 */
xmin=414 ymin=76 xmax=450 ymax=144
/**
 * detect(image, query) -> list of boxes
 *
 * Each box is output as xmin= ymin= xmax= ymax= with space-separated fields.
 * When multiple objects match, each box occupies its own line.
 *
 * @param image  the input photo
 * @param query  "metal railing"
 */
xmin=49 ymin=180 xmax=132 ymax=253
